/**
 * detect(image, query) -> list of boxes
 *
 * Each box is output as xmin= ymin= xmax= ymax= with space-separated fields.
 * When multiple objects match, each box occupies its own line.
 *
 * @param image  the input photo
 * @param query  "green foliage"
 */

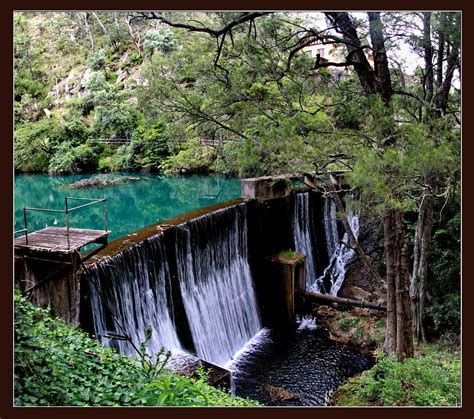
xmin=338 ymin=317 xmax=358 ymax=331
xmin=334 ymin=345 xmax=460 ymax=406
xmin=85 ymin=70 xmax=139 ymax=138
xmin=162 ymin=140 xmax=216 ymax=174
xmin=426 ymin=210 xmax=460 ymax=339
xmin=14 ymin=292 xmax=259 ymax=407
xmin=48 ymin=140 xmax=104 ymax=174
xmin=144 ymin=29 xmax=178 ymax=56
xmin=14 ymin=117 xmax=63 ymax=172
xmin=221 ymin=110 xmax=329 ymax=176
xmin=426 ymin=293 xmax=460 ymax=341
xmin=278 ymin=249 xmax=299 ymax=259
xmin=88 ymin=49 xmax=107 ymax=71
xmin=331 ymin=76 xmax=368 ymax=129
xmin=348 ymin=117 xmax=458 ymax=213
xmin=15 ymin=292 xmax=145 ymax=406
xmin=126 ymin=122 xmax=170 ymax=170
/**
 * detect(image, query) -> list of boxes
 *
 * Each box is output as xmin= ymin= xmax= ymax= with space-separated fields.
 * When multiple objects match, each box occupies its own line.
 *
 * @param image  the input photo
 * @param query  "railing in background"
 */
xmin=96 ymin=138 xmax=131 ymax=146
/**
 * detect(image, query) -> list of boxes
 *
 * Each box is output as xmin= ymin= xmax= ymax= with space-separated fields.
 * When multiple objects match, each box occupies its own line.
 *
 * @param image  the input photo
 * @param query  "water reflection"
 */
xmin=14 ymin=173 xmax=241 ymax=242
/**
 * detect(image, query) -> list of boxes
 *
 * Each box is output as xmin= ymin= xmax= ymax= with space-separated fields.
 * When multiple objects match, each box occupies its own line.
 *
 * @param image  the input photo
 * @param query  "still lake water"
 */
xmin=14 ymin=173 xmax=241 ymax=242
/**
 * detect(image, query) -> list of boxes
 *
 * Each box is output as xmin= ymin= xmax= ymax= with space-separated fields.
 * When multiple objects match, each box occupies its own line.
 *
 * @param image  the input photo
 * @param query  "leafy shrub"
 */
xmin=48 ymin=140 xmax=103 ymax=174
xmin=127 ymin=122 xmax=170 ymax=170
xmin=113 ymin=144 xmax=137 ymax=171
xmin=15 ymin=292 xmax=145 ymax=406
xmin=162 ymin=139 xmax=216 ymax=174
xmin=88 ymin=49 xmax=106 ymax=71
xmin=15 ymin=77 xmax=48 ymax=100
xmin=14 ymin=293 xmax=259 ymax=407
xmin=144 ymin=29 xmax=178 ymax=56
xmin=14 ymin=118 xmax=62 ymax=172
xmin=333 ymin=345 xmax=461 ymax=406
xmin=338 ymin=317 xmax=358 ymax=331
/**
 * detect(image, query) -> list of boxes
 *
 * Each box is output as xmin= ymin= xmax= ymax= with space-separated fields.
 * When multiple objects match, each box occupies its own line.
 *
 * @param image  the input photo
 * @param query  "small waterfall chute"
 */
xmin=292 ymin=191 xmax=359 ymax=296
xmin=292 ymin=192 xmax=318 ymax=290
xmin=315 ymin=197 xmax=359 ymax=296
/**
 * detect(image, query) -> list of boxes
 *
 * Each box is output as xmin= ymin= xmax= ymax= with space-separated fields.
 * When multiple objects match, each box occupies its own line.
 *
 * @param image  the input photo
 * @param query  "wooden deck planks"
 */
xmin=15 ymin=227 xmax=109 ymax=253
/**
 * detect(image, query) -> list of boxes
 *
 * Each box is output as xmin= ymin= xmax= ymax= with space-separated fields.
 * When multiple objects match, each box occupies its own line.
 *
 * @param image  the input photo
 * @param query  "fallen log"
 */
xmin=296 ymin=289 xmax=386 ymax=311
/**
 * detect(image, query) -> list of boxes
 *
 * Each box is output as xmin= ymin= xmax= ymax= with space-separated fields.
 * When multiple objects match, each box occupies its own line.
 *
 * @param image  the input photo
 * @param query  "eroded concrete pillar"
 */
xmin=263 ymin=252 xmax=306 ymax=327
xmin=241 ymin=175 xmax=291 ymax=200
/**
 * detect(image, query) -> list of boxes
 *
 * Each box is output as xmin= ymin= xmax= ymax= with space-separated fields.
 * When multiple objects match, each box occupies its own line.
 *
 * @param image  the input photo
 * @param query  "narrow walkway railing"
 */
xmin=97 ymin=138 xmax=131 ymax=146
xmin=15 ymin=196 xmax=108 ymax=250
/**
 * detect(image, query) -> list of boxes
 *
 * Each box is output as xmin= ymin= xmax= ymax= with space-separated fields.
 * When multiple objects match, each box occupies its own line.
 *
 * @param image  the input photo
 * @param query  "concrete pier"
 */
xmin=241 ymin=176 xmax=292 ymax=200
xmin=263 ymin=252 xmax=306 ymax=327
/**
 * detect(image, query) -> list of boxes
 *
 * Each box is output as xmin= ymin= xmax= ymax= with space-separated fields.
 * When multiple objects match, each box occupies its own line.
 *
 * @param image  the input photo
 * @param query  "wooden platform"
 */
xmin=14 ymin=227 xmax=109 ymax=254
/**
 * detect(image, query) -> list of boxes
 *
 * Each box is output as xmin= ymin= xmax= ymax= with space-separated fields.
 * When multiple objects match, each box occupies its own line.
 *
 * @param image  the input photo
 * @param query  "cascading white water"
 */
xmin=88 ymin=203 xmax=262 ymax=368
xmin=292 ymin=193 xmax=318 ymax=290
xmin=315 ymin=197 xmax=359 ymax=295
xmin=175 ymin=204 xmax=262 ymax=367
xmin=292 ymin=192 xmax=359 ymax=295
xmin=88 ymin=235 xmax=182 ymax=357
xmin=323 ymin=195 xmax=339 ymax=258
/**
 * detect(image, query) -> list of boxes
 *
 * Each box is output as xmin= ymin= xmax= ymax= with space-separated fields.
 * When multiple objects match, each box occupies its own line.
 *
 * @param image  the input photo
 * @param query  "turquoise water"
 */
xmin=14 ymin=173 xmax=241 ymax=243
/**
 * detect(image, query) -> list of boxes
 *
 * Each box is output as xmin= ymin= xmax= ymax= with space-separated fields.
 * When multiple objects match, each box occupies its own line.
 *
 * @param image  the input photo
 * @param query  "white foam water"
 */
xmin=175 ymin=204 xmax=262 ymax=367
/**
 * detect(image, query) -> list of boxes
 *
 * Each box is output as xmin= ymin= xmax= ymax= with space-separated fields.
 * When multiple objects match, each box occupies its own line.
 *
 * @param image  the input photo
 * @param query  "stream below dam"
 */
xmin=228 ymin=317 xmax=372 ymax=406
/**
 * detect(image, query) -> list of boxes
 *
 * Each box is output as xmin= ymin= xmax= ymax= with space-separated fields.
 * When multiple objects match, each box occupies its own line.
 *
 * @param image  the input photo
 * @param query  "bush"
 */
xmin=144 ymin=29 xmax=178 ymax=56
xmin=14 ymin=118 xmax=61 ymax=172
xmin=162 ymin=139 xmax=215 ymax=174
xmin=88 ymin=50 xmax=107 ymax=71
xmin=14 ymin=292 xmax=259 ymax=407
xmin=48 ymin=140 xmax=104 ymax=174
xmin=333 ymin=345 xmax=461 ymax=406
xmin=127 ymin=122 xmax=170 ymax=171
xmin=426 ymin=211 xmax=460 ymax=339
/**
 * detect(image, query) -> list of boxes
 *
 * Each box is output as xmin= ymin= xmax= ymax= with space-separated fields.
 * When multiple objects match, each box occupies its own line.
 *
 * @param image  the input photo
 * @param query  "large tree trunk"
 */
xmin=368 ymin=12 xmax=393 ymax=104
xmin=325 ymin=12 xmax=377 ymax=96
xmin=410 ymin=191 xmax=433 ymax=343
xmin=384 ymin=208 xmax=414 ymax=361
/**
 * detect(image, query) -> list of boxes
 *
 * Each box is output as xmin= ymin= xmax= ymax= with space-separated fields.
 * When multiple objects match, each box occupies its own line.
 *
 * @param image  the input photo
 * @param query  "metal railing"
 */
xmin=97 ymin=138 xmax=131 ymax=146
xmin=15 ymin=196 xmax=108 ymax=249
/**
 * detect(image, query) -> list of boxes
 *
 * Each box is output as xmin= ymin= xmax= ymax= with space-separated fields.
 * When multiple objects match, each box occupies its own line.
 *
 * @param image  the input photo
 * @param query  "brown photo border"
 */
xmin=2 ymin=0 xmax=471 ymax=418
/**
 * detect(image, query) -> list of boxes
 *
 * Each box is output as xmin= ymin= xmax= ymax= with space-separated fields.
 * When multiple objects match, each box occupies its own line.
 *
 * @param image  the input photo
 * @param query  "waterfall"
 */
xmin=87 ymin=203 xmax=261 ymax=368
xmin=292 ymin=192 xmax=359 ymax=295
xmin=292 ymin=193 xmax=318 ymax=290
xmin=318 ymin=198 xmax=359 ymax=296
xmin=175 ymin=204 xmax=262 ymax=367
xmin=87 ymin=234 xmax=183 ymax=357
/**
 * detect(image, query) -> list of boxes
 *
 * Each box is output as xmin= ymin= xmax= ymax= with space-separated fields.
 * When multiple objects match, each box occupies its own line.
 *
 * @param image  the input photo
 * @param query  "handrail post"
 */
xmin=65 ymin=197 xmax=70 ymax=250
xmin=103 ymin=196 xmax=108 ymax=232
xmin=23 ymin=208 xmax=28 ymax=245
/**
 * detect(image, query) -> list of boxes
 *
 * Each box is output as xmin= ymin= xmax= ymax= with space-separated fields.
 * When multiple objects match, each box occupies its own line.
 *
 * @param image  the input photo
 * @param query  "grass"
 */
xmin=278 ymin=249 xmax=304 ymax=262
